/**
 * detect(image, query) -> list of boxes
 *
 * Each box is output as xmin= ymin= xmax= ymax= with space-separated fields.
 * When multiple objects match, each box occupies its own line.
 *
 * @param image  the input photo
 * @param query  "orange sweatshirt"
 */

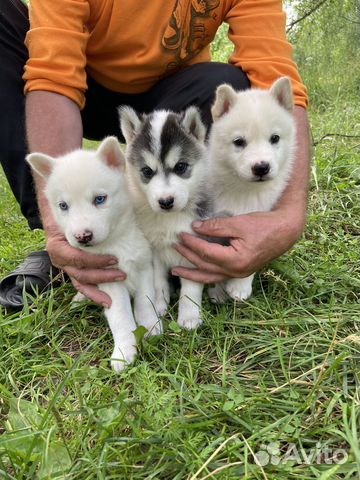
xmin=23 ymin=0 xmax=308 ymax=110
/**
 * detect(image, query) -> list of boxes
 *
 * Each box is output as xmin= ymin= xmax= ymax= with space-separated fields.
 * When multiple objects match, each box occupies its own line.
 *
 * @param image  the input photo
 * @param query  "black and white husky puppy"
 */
xmin=119 ymin=107 xmax=210 ymax=330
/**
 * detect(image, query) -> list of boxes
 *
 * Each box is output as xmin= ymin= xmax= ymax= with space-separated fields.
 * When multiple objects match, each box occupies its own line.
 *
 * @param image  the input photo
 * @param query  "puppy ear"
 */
xmin=270 ymin=77 xmax=294 ymax=113
xmin=181 ymin=106 xmax=206 ymax=143
xmin=118 ymin=106 xmax=142 ymax=144
xmin=26 ymin=152 xmax=56 ymax=179
xmin=211 ymin=84 xmax=238 ymax=121
xmin=97 ymin=136 xmax=125 ymax=170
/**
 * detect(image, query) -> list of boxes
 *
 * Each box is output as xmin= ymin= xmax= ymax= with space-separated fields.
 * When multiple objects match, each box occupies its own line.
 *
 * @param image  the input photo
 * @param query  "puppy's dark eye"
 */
xmin=270 ymin=134 xmax=280 ymax=144
xmin=94 ymin=195 xmax=107 ymax=206
xmin=233 ymin=137 xmax=247 ymax=148
xmin=141 ymin=166 xmax=155 ymax=179
xmin=173 ymin=162 xmax=189 ymax=175
xmin=58 ymin=201 xmax=69 ymax=211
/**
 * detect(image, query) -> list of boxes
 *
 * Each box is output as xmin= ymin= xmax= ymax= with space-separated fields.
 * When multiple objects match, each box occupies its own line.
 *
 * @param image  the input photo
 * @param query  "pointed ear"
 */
xmin=118 ymin=106 xmax=142 ymax=145
xmin=211 ymin=84 xmax=239 ymax=121
xmin=26 ymin=152 xmax=56 ymax=179
xmin=270 ymin=77 xmax=294 ymax=113
xmin=97 ymin=136 xmax=125 ymax=170
xmin=181 ymin=106 xmax=206 ymax=143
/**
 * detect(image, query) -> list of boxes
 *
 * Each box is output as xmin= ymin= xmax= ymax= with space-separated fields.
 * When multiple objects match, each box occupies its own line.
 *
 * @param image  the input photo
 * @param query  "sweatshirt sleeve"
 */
xmin=225 ymin=0 xmax=308 ymax=108
xmin=23 ymin=0 xmax=90 ymax=110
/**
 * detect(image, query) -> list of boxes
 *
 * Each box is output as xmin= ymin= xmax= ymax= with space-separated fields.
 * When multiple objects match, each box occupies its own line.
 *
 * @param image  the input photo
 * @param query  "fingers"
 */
xmin=171 ymin=266 xmax=229 ymax=284
xmin=173 ymin=233 xmax=245 ymax=282
xmin=174 ymin=241 xmax=227 ymax=275
xmin=65 ymin=266 xmax=126 ymax=285
xmin=177 ymin=233 xmax=237 ymax=269
xmin=46 ymin=233 xmax=125 ymax=308
xmin=71 ymin=278 xmax=112 ymax=308
xmin=49 ymin=243 xmax=118 ymax=270
xmin=192 ymin=216 xmax=244 ymax=238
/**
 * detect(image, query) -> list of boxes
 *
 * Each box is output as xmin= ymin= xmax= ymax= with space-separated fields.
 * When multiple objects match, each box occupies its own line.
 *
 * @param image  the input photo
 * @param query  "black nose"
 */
xmin=75 ymin=230 xmax=93 ymax=244
xmin=159 ymin=196 xmax=174 ymax=210
xmin=252 ymin=162 xmax=270 ymax=177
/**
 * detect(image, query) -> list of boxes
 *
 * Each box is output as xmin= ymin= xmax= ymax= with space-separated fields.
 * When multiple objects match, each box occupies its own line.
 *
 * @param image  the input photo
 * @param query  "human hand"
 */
xmin=46 ymin=226 xmax=126 ymax=307
xmin=172 ymin=209 xmax=305 ymax=283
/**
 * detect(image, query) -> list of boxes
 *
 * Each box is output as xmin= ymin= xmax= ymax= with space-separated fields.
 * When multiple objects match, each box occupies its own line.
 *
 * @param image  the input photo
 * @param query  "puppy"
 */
xmin=27 ymin=137 xmax=161 ymax=371
xmin=208 ymin=77 xmax=296 ymax=302
xmin=119 ymin=107 xmax=210 ymax=329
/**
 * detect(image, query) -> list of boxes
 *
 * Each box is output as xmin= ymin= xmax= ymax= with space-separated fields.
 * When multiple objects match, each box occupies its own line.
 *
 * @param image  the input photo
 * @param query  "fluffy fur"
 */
xmin=119 ymin=107 xmax=210 ymax=329
xmin=27 ymin=137 xmax=161 ymax=372
xmin=208 ymin=77 xmax=296 ymax=302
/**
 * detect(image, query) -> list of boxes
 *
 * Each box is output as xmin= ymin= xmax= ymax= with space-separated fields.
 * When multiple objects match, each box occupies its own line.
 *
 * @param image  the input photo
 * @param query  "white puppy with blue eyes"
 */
xmin=208 ymin=77 xmax=296 ymax=303
xmin=27 ymin=137 xmax=161 ymax=372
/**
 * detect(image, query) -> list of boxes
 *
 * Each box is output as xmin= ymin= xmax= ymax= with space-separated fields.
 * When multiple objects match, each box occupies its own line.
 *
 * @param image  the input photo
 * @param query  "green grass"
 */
xmin=1 ymin=29 xmax=360 ymax=480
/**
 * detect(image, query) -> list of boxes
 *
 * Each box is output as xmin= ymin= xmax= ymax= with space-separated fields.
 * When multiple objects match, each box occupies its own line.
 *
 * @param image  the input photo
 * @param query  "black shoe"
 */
xmin=0 ymin=251 xmax=61 ymax=311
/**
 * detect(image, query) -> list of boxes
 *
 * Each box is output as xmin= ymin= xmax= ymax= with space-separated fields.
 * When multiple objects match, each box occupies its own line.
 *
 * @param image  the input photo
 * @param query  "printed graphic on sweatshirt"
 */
xmin=162 ymin=0 xmax=219 ymax=72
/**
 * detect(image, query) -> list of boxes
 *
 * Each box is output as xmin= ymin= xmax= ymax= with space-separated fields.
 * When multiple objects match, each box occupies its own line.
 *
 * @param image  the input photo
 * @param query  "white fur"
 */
xmin=208 ymin=77 xmax=296 ymax=302
xmin=27 ymin=137 xmax=162 ymax=372
xmin=120 ymin=108 xmax=209 ymax=329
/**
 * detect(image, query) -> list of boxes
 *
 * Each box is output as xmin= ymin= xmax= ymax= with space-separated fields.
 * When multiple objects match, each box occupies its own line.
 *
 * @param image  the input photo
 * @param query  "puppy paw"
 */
xmin=177 ymin=315 xmax=203 ymax=330
xmin=70 ymin=291 xmax=88 ymax=308
xmin=155 ymin=297 xmax=169 ymax=317
xmin=142 ymin=318 xmax=163 ymax=337
xmin=208 ymin=284 xmax=228 ymax=304
xmin=110 ymin=342 xmax=137 ymax=372
xmin=225 ymin=278 xmax=252 ymax=302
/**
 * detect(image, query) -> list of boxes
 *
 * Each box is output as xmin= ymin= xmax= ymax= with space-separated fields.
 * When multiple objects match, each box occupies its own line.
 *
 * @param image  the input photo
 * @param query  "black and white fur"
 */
xmin=208 ymin=77 xmax=296 ymax=302
xmin=119 ymin=107 xmax=210 ymax=329
xmin=27 ymin=138 xmax=161 ymax=372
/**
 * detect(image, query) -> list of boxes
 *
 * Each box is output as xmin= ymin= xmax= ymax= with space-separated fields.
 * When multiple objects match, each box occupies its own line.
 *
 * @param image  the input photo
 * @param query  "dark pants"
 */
xmin=0 ymin=0 xmax=250 ymax=230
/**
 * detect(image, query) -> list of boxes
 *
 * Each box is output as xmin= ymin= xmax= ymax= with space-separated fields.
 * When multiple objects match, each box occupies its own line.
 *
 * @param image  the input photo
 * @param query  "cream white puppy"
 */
xmin=208 ymin=77 xmax=296 ymax=302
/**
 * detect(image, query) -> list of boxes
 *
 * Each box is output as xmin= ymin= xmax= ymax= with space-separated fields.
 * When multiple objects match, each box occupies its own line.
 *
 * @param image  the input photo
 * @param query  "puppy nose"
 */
xmin=252 ymin=162 xmax=270 ymax=177
xmin=75 ymin=230 xmax=93 ymax=244
xmin=158 ymin=196 xmax=174 ymax=210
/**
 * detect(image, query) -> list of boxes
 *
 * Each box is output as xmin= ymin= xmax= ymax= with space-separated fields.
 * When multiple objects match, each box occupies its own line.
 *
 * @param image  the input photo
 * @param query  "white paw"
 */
xmin=139 ymin=318 xmax=163 ymax=337
xmin=177 ymin=314 xmax=203 ymax=330
xmin=208 ymin=284 xmax=228 ymax=304
xmin=70 ymin=291 xmax=88 ymax=308
xmin=110 ymin=342 xmax=137 ymax=372
xmin=155 ymin=296 xmax=169 ymax=317
xmin=225 ymin=278 xmax=252 ymax=302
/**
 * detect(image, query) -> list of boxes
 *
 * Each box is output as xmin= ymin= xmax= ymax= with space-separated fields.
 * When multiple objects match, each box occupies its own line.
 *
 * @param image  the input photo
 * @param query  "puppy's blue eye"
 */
xmin=59 ymin=201 xmax=69 ymax=211
xmin=270 ymin=134 xmax=280 ymax=144
xmin=141 ymin=166 xmax=155 ymax=179
xmin=174 ymin=162 xmax=188 ymax=175
xmin=233 ymin=137 xmax=247 ymax=148
xmin=94 ymin=195 xmax=107 ymax=206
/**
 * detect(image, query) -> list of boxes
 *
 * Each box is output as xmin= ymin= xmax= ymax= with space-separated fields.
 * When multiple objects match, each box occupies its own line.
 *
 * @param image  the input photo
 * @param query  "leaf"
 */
xmin=37 ymin=441 xmax=72 ymax=479
xmin=133 ymin=325 xmax=148 ymax=343
xmin=6 ymin=398 xmax=42 ymax=431
xmin=96 ymin=403 xmax=121 ymax=428
xmin=168 ymin=320 xmax=182 ymax=333
xmin=223 ymin=400 xmax=234 ymax=412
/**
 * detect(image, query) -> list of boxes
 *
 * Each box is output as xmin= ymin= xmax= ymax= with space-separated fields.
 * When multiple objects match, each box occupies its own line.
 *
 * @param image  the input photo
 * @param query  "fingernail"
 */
xmin=171 ymin=269 xmax=179 ymax=276
xmin=115 ymin=276 xmax=125 ymax=281
xmin=108 ymin=259 xmax=118 ymax=266
xmin=102 ymin=303 xmax=110 ymax=309
xmin=192 ymin=220 xmax=203 ymax=229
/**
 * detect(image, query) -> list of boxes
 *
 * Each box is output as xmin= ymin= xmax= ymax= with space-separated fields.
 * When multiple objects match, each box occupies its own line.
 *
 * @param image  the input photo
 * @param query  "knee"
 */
xmin=191 ymin=62 xmax=250 ymax=128
xmin=205 ymin=62 xmax=250 ymax=92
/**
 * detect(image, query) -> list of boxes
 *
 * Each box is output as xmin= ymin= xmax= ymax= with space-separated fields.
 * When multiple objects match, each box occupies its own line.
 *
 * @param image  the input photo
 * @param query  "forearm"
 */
xmin=273 ymin=106 xmax=311 ymax=235
xmin=25 ymin=91 xmax=83 ymax=233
